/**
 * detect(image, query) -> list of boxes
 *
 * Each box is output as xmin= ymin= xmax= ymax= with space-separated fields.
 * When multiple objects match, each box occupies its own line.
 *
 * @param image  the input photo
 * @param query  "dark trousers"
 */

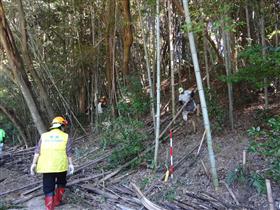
xmin=43 ymin=171 xmax=67 ymax=195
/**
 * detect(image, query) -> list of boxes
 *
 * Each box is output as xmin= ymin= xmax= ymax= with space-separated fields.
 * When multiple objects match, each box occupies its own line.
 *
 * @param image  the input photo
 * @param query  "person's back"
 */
xmin=179 ymin=89 xmax=196 ymax=113
xmin=179 ymin=90 xmax=192 ymax=105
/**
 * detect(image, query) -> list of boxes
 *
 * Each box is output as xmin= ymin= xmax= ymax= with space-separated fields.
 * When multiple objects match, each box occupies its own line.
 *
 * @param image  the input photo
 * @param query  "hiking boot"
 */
xmin=54 ymin=187 xmax=65 ymax=206
xmin=45 ymin=195 xmax=54 ymax=210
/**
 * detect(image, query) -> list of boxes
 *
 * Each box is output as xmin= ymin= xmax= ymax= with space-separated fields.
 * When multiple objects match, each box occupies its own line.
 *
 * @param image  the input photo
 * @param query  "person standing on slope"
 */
xmin=30 ymin=116 xmax=74 ymax=210
xmin=178 ymin=87 xmax=199 ymax=133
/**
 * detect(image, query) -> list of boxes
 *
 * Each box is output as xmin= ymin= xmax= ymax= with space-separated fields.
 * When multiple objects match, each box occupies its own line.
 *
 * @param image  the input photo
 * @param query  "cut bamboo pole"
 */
xmin=182 ymin=0 xmax=219 ymax=189
xmin=131 ymin=183 xmax=167 ymax=210
xmin=242 ymin=150 xmax=246 ymax=167
xmin=196 ymin=129 xmax=206 ymax=156
xmin=266 ymin=179 xmax=275 ymax=210
xmin=221 ymin=181 xmax=240 ymax=205
xmin=201 ymin=160 xmax=210 ymax=180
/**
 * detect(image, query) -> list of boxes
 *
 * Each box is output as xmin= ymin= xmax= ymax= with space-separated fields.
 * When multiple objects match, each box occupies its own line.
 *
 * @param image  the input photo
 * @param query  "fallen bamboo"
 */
xmin=220 ymin=180 xmax=240 ymax=205
xmin=82 ymin=184 xmax=120 ymax=200
xmin=0 ymin=180 xmax=41 ymax=196
xmin=21 ymin=184 xmax=42 ymax=196
xmin=131 ymin=183 xmax=168 ymax=210
xmin=74 ymin=151 xmax=111 ymax=174
xmin=74 ymin=147 xmax=99 ymax=162
xmin=98 ymin=104 xmax=188 ymax=183
xmin=68 ymin=172 xmax=110 ymax=186
xmin=12 ymin=191 xmax=42 ymax=205
xmin=201 ymin=160 xmax=211 ymax=180
xmin=196 ymin=129 xmax=206 ymax=156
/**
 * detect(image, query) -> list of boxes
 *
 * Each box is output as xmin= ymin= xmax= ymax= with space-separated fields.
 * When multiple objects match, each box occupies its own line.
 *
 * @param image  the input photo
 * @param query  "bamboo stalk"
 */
xmin=221 ymin=181 xmax=240 ymax=205
xmin=242 ymin=150 xmax=246 ymax=167
xmin=266 ymin=179 xmax=275 ymax=210
xmin=197 ymin=129 xmax=206 ymax=156
xmin=131 ymin=183 xmax=167 ymax=210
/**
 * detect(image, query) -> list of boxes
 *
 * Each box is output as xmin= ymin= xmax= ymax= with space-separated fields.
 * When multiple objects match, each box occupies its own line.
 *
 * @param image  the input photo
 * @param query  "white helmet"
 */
xmin=178 ymin=87 xmax=184 ymax=94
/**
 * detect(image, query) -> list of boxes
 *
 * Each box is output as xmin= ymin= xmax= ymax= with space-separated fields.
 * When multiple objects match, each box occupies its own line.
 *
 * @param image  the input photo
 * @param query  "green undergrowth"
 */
xmin=226 ymin=116 xmax=280 ymax=194
xmin=100 ymin=116 xmax=148 ymax=169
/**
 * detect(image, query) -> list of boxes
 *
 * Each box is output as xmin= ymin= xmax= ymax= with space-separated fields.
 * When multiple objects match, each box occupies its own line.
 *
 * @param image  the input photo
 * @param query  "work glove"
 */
xmin=30 ymin=163 xmax=36 ymax=175
xmin=68 ymin=164 xmax=74 ymax=175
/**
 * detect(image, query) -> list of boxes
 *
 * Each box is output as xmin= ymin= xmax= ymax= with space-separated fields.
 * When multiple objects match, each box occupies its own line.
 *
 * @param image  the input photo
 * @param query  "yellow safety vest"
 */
xmin=36 ymin=129 xmax=69 ymax=173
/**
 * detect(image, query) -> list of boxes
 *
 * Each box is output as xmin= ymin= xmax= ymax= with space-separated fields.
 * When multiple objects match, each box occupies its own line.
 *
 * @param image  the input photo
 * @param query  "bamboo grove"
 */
xmin=0 ymin=0 xmax=279 ymax=151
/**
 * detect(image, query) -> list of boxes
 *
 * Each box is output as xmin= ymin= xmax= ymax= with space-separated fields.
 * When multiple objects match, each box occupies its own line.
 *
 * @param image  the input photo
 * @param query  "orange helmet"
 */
xmin=50 ymin=116 xmax=68 ymax=129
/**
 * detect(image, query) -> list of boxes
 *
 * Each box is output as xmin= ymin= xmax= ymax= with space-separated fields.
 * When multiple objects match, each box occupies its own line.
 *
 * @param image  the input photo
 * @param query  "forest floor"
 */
xmin=0 ymin=93 xmax=280 ymax=210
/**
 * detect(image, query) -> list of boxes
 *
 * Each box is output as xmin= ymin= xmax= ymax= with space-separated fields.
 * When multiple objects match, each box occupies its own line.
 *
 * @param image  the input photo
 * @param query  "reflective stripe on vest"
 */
xmin=36 ymin=129 xmax=68 ymax=173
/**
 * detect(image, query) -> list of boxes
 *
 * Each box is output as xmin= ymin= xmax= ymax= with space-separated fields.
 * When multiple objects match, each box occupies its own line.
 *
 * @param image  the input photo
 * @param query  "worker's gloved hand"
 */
xmin=68 ymin=164 xmax=74 ymax=175
xmin=30 ymin=163 xmax=36 ymax=175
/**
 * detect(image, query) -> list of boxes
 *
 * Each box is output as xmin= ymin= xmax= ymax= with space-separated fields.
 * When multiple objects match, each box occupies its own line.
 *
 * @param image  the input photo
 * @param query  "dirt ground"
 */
xmin=1 ymin=96 xmax=280 ymax=209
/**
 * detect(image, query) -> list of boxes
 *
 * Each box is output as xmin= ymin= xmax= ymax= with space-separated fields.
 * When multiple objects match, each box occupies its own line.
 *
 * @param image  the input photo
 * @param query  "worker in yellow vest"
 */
xmin=30 ymin=116 xmax=74 ymax=210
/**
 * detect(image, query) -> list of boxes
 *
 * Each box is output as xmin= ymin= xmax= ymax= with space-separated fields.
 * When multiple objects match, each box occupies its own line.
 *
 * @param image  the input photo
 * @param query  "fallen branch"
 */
xmin=68 ymin=172 xmax=111 ymax=186
xmin=221 ymin=181 xmax=240 ymax=205
xmin=74 ymin=147 xmax=99 ymax=162
xmin=0 ymin=180 xmax=41 ymax=196
xmin=196 ymin=129 xmax=206 ymax=156
xmin=201 ymin=160 xmax=211 ymax=180
xmin=82 ymin=184 xmax=119 ymax=200
xmin=21 ymin=184 xmax=42 ymax=196
xmin=131 ymin=183 xmax=168 ymax=210
xmin=74 ymin=151 xmax=111 ymax=174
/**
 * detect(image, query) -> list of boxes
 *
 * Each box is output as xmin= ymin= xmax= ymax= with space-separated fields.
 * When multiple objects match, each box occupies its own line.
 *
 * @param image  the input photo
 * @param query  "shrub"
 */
xmin=205 ymin=89 xmax=226 ymax=133
xmin=248 ymin=117 xmax=280 ymax=184
xmin=100 ymin=117 xmax=147 ymax=168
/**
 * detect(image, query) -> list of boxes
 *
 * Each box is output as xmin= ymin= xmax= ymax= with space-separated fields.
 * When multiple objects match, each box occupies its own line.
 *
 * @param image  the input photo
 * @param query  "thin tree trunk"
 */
xmin=205 ymin=31 xmax=224 ymax=64
xmin=90 ymin=5 xmax=99 ymax=132
xmin=16 ymin=0 xmax=54 ymax=121
xmin=222 ymin=17 xmax=234 ymax=130
xmin=105 ymin=0 xmax=115 ymax=101
xmin=245 ymin=2 xmax=252 ymax=45
xmin=168 ymin=0 xmax=175 ymax=119
xmin=203 ymin=33 xmax=210 ymax=89
xmin=111 ymin=1 xmax=117 ymax=117
xmin=260 ymin=0 xmax=268 ymax=109
xmin=119 ymin=0 xmax=133 ymax=76
xmin=154 ymin=0 xmax=161 ymax=168
xmin=276 ymin=14 xmax=279 ymax=45
xmin=0 ymin=1 xmax=46 ymax=134
xmin=182 ymin=0 xmax=219 ymax=190
xmin=137 ymin=1 xmax=155 ymax=133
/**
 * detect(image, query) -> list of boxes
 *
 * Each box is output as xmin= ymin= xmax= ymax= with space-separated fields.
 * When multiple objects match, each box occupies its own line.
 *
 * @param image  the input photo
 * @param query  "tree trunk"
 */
xmin=205 ymin=31 xmax=224 ymax=64
xmin=245 ymin=2 xmax=252 ymax=45
xmin=0 ymin=1 xmax=46 ymax=134
xmin=137 ymin=1 xmax=155 ymax=133
xmin=203 ymin=33 xmax=210 ymax=89
xmin=222 ymin=16 xmax=234 ymax=130
xmin=154 ymin=0 xmax=161 ymax=168
xmin=276 ymin=14 xmax=279 ymax=46
xmin=16 ymin=0 xmax=54 ymax=121
xmin=260 ymin=0 xmax=268 ymax=109
xmin=0 ymin=104 xmax=28 ymax=146
xmin=182 ymin=0 xmax=219 ymax=190
xmin=168 ymin=0 xmax=176 ymax=119
xmin=119 ymin=0 xmax=133 ymax=76
xmin=105 ymin=0 xmax=116 ymax=98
